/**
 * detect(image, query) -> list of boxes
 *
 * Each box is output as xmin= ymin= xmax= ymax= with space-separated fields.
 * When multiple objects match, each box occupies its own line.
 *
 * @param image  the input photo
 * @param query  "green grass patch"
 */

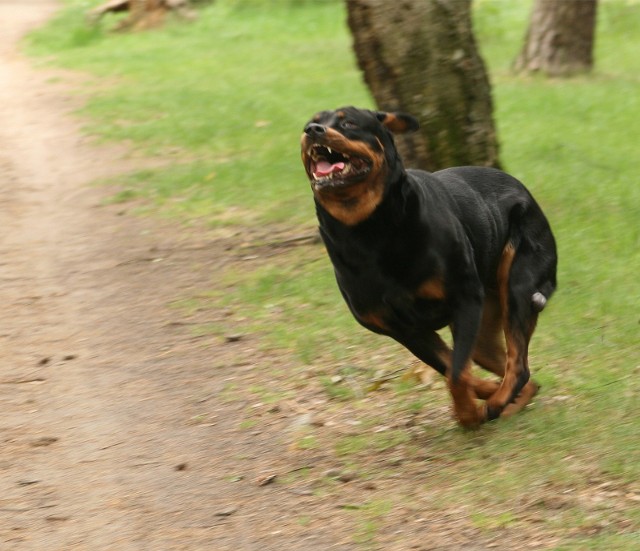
xmin=27 ymin=0 xmax=368 ymax=225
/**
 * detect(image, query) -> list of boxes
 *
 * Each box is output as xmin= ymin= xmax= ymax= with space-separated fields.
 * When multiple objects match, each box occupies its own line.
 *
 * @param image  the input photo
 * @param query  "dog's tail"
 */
xmin=531 ymin=274 xmax=557 ymax=312
xmin=509 ymin=199 xmax=557 ymax=316
xmin=531 ymin=291 xmax=547 ymax=312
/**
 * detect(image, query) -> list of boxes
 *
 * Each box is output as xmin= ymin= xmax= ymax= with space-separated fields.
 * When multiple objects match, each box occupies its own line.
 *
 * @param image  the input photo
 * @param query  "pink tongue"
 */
xmin=315 ymin=160 xmax=345 ymax=177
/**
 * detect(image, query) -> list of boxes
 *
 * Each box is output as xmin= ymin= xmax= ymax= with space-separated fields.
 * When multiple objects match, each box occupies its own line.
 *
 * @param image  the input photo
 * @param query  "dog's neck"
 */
xmin=313 ymin=162 xmax=413 ymax=227
xmin=324 ymin=183 xmax=419 ymax=238
xmin=313 ymin=180 xmax=386 ymax=226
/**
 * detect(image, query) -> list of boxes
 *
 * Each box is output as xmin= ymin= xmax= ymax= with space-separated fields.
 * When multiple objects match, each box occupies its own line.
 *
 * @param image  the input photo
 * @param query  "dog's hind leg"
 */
xmin=473 ymin=294 xmax=506 ymax=378
xmin=473 ymin=293 xmax=541 ymax=417
xmin=485 ymin=241 xmax=542 ymax=420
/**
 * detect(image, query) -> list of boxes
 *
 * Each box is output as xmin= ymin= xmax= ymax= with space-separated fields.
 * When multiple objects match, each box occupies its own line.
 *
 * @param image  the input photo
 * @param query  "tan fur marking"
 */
xmin=486 ymin=345 xmax=519 ymax=412
xmin=431 ymin=336 xmax=499 ymax=398
xmin=381 ymin=113 xmax=406 ymax=133
xmin=417 ymin=276 xmax=446 ymax=301
xmin=448 ymin=374 xmax=484 ymax=429
xmin=497 ymin=241 xmax=515 ymax=315
xmin=486 ymin=241 xmax=520 ymax=412
xmin=501 ymin=380 xmax=539 ymax=418
xmin=315 ymin=179 xmax=385 ymax=226
xmin=469 ymin=377 xmax=501 ymax=400
xmin=431 ymin=335 xmax=497 ymax=418
xmin=306 ymin=127 xmax=378 ymax=162
xmin=472 ymin=295 xmax=506 ymax=377
xmin=358 ymin=312 xmax=389 ymax=332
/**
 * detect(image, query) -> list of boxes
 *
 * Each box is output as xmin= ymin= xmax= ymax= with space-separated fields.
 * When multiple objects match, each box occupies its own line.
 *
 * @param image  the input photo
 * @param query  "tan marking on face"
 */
xmin=301 ymin=127 xmax=376 ymax=159
xmin=301 ymin=127 xmax=386 ymax=226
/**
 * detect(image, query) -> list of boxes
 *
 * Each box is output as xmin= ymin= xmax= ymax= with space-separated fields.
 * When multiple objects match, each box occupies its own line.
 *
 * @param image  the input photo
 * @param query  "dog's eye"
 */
xmin=341 ymin=120 xmax=357 ymax=130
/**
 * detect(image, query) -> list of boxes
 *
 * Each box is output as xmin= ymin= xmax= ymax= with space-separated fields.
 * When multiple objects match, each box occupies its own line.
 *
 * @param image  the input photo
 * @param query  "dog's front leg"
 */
xmin=449 ymin=294 xmax=485 ymax=429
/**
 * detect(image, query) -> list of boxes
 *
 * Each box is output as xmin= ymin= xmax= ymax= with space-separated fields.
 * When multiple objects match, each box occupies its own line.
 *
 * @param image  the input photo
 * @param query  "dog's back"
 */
xmin=412 ymin=166 xmax=557 ymax=296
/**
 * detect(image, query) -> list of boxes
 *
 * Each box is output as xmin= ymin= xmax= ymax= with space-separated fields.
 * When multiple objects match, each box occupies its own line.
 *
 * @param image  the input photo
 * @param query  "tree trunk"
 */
xmin=514 ymin=0 xmax=598 ymax=76
xmin=345 ymin=0 xmax=500 ymax=172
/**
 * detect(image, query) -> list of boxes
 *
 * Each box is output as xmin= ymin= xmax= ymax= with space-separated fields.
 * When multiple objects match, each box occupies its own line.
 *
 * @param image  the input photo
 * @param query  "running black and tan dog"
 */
xmin=301 ymin=106 xmax=557 ymax=428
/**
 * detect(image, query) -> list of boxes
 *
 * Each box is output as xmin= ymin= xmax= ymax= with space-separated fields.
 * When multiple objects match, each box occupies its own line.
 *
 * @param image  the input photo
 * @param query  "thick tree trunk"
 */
xmin=514 ymin=0 xmax=598 ymax=76
xmin=345 ymin=0 xmax=500 ymax=172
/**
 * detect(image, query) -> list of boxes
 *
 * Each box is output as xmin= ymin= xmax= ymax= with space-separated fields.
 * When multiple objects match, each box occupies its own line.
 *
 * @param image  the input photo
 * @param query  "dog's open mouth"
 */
xmin=306 ymin=144 xmax=370 ymax=187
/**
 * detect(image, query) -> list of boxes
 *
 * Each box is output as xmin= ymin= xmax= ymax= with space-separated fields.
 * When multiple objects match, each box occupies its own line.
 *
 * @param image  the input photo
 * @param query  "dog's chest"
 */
xmin=328 ymin=243 xmax=451 ymax=334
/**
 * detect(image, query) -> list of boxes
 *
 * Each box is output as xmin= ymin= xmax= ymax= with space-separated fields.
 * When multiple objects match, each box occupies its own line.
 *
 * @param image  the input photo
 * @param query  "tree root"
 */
xmin=88 ymin=0 xmax=196 ymax=31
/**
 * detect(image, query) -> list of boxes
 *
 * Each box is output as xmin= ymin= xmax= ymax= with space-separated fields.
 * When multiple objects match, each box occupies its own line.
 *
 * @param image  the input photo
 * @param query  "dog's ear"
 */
xmin=376 ymin=111 xmax=420 ymax=134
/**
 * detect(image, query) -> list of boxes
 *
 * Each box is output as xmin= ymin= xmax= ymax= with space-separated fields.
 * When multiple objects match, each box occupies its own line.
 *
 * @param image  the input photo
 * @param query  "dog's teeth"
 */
xmin=327 ymin=147 xmax=332 ymax=154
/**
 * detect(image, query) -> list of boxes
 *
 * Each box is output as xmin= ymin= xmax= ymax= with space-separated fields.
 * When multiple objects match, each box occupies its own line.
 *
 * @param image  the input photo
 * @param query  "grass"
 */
xmin=27 ymin=0 xmax=367 ymax=225
xmin=28 ymin=1 xmax=640 ymax=549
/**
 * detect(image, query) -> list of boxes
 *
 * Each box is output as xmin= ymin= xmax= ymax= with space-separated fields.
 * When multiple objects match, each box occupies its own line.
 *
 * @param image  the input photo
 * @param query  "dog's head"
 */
xmin=301 ymin=107 xmax=418 ymax=225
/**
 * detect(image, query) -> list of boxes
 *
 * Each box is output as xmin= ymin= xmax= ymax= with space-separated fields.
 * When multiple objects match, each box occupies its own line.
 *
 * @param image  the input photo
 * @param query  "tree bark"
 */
xmin=345 ymin=0 xmax=500 ymax=172
xmin=514 ymin=0 xmax=598 ymax=76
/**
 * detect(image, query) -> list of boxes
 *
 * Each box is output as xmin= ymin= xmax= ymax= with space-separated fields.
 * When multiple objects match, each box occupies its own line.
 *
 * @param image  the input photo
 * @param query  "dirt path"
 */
xmin=0 ymin=3 xmax=342 ymax=550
